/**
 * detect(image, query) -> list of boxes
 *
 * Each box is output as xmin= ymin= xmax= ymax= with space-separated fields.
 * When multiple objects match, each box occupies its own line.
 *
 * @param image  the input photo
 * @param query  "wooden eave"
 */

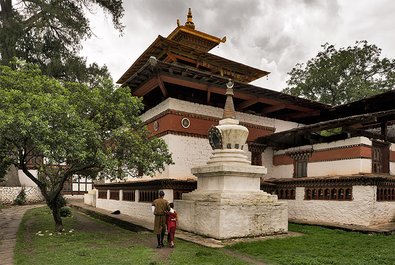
xmin=117 ymin=36 xmax=268 ymax=84
xmin=167 ymin=25 xmax=225 ymax=51
xmin=256 ymin=109 xmax=395 ymax=149
xmin=300 ymin=90 xmax=395 ymax=125
xmin=124 ymin=59 xmax=328 ymax=122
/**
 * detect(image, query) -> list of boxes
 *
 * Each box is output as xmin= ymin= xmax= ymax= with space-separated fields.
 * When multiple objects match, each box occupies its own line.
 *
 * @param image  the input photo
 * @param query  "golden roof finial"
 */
xmin=185 ymin=8 xmax=195 ymax=29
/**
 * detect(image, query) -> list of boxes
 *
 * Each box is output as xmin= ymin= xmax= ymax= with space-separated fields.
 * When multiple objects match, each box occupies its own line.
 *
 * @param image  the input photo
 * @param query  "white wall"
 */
xmin=308 ymin=159 xmax=371 ymax=177
xmin=288 ymin=186 xmax=378 ymax=226
xmin=137 ymin=98 xmax=298 ymax=181
xmin=390 ymin=143 xmax=395 ymax=175
xmin=95 ymin=188 xmax=174 ymax=226
xmin=271 ymin=137 xmax=373 ymax=178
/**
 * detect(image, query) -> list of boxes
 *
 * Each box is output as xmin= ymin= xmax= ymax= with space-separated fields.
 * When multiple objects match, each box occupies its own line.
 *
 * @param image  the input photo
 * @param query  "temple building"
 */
xmin=90 ymin=9 xmax=395 ymax=229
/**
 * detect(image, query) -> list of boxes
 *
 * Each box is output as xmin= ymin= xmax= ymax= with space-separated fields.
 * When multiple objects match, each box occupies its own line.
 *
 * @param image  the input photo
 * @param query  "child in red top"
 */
xmin=166 ymin=202 xmax=177 ymax=248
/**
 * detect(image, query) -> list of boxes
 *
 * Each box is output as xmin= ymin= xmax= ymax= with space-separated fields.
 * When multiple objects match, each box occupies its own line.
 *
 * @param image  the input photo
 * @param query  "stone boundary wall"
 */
xmin=0 ymin=187 xmax=44 ymax=205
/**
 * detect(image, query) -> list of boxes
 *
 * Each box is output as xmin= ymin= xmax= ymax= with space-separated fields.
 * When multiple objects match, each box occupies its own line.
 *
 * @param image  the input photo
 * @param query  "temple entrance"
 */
xmin=372 ymin=141 xmax=390 ymax=174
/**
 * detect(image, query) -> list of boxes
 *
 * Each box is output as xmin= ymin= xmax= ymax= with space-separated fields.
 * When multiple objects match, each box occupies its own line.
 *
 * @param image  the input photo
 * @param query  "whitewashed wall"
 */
xmin=140 ymin=97 xmax=296 ymax=129
xmin=270 ymin=137 xmax=373 ymax=178
xmin=390 ymin=143 xmax=395 ymax=175
xmin=95 ymin=189 xmax=174 ymax=226
xmin=287 ymin=185 xmax=395 ymax=226
xmin=137 ymin=98 xmax=298 ymax=181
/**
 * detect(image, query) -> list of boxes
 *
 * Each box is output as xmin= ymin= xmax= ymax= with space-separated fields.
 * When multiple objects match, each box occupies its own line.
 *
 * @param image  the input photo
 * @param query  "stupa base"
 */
xmin=176 ymin=190 xmax=288 ymax=239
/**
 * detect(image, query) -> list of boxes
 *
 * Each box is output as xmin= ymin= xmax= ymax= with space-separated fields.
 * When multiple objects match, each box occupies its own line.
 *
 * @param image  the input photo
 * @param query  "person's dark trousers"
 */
xmin=156 ymin=234 xmax=161 ymax=248
xmin=160 ymin=229 xmax=165 ymax=246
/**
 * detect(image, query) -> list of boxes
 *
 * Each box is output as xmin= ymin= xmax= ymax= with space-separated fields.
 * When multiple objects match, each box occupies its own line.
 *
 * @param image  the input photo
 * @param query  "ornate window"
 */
xmin=377 ymin=187 xmax=395 ymax=201
xmin=274 ymin=188 xmax=296 ymax=200
xmin=248 ymin=143 xmax=266 ymax=166
xmin=305 ymin=187 xmax=352 ymax=201
xmin=287 ymin=149 xmax=313 ymax=178
xmin=372 ymin=141 xmax=390 ymax=174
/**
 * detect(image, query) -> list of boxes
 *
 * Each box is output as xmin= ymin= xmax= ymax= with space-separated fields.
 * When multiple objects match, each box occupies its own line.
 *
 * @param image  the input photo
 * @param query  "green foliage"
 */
xmin=0 ymin=0 xmax=124 ymax=85
xmin=283 ymin=41 xmax=395 ymax=105
xmin=320 ymin=127 xmax=342 ymax=137
xmin=229 ymin=223 xmax=395 ymax=265
xmin=0 ymin=61 xmax=173 ymax=229
xmin=59 ymin=207 xmax=72 ymax=218
xmin=56 ymin=196 xmax=67 ymax=209
xmin=14 ymin=188 xmax=27 ymax=205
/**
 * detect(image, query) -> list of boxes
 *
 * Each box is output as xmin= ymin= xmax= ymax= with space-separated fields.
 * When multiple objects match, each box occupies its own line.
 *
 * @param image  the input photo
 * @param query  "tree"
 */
xmin=0 ymin=0 xmax=123 ymax=84
xmin=0 ymin=61 xmax=173 ymax=231
xmin=283 ymin=41 xmax=395 ymax=105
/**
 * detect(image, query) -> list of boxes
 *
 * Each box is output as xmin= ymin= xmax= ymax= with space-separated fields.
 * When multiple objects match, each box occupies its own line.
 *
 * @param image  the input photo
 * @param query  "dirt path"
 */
xmin=0 ymin=204 xmax=44 ymax=265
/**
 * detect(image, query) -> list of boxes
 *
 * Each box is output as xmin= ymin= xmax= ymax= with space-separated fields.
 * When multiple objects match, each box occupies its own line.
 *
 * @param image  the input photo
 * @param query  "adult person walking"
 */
xmin=152 ymin=190 xmax=169 ymax=248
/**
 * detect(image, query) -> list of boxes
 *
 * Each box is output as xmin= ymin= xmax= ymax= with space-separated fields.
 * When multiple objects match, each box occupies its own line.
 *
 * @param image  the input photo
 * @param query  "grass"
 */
xmin=15 ymin=208 xmax=395 ymax=265
xmin=14 ymin=207 xmax=248 ymax=265
xmin=229 ymin=223 xmax=395 ymax=265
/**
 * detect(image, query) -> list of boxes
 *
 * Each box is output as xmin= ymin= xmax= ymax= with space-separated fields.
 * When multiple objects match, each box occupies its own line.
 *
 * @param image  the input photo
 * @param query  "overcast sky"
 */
xmin=80 ymin=0 xmax=395 ymax=91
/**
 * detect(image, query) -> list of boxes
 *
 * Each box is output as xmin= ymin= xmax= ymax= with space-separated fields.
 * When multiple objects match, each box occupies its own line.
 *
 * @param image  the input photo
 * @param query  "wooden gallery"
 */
xmin=88 ymin=10 xmax=395 ymax=230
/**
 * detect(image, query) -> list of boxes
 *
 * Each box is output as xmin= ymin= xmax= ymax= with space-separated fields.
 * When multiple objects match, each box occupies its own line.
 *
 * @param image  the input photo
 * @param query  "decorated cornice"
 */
xmin=286 ymin=148 xmax=314 ymax=160
xmin=261 ymin=175 xmax=395 ymax=189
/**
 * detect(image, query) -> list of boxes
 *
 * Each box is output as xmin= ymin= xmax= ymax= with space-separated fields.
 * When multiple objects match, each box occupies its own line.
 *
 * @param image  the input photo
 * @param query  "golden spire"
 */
xmin=185 ymin=8 xmax=195 ymax=29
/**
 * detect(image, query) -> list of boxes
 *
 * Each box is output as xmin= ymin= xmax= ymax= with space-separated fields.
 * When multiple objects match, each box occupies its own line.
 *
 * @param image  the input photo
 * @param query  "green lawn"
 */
xmin=229 ymin=223 xmax=395 ymax=265
xmin=15 ymin=207 xmax=395 ymax=265
xmin=14 ymin=207 xmax=248 ymax=265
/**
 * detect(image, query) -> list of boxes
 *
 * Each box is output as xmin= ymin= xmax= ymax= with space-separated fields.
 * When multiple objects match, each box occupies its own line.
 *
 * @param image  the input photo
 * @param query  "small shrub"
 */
xmin=60 ymin=206 xmax=72 ymax=217
xmin=56 ymin=195 xmax=67 ymax=208
xmin=14 ymin=188 xmax=26 ymax=205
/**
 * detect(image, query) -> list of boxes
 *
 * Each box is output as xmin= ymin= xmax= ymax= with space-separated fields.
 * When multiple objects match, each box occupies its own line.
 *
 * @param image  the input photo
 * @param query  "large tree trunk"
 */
xmin=49 ymin=198 xmax=64 ymax=232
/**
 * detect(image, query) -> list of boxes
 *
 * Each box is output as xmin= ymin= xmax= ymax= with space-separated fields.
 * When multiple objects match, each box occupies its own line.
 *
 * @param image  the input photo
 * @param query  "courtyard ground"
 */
xmin=11 ymin=206 xmax=395 ymax=265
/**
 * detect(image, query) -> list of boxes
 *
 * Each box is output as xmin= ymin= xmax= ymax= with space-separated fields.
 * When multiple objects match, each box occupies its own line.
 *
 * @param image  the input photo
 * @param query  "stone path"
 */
xmin=0 ymin=204 xmax=44 ymax=265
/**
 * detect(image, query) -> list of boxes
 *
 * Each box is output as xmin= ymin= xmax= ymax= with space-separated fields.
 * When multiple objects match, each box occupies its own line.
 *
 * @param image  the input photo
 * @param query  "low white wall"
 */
xmin=308 ymin=159 xmax=371 ymax=177
xmin=94 ymin=189 xmax=174 ymax=226
xmin=287 ymin=186 xmax=394 ymax=226
xmin=390 ymin=143 xmax=395 ymax=175
xmin=96 ymin=198 xmax=154 ymax=225
xmin=0 ymin=186 xmax=44 ymax=204
xmin=271 ymin=137 xmax=373 ymax=178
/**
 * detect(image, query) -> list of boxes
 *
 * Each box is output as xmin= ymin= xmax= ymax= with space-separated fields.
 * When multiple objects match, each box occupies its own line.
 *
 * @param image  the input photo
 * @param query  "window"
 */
xmin=295 ymin=159 xmax=307 ymax=178
xmin=372 ymin=141 xmax=390 ymax=174
xmin=139 ymin=190 xmax=159 ymax=202
xmin=123 ymin=190 xmax=136 ymax=201
xmin=110 ymin=190 xmax=119 ymax=200
xmin=98 ymin=190 xmax=107 ymax=199
xmin=377 ymin=187 xmax=395 ymax=201
xmin=305 ymin=187 xmax=352 ymax=201
xmin=251 ymin=152 xmax=262 ymax=166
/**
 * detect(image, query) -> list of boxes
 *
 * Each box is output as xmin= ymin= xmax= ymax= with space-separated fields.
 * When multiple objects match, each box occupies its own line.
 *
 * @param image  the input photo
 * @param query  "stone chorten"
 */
xmin=176 ymin=80 xmax=288 ymax=239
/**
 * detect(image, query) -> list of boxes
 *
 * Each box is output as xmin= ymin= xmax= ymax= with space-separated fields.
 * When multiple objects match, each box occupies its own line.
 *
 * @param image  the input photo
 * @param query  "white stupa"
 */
xmin=176 ymin=80 xmax=288 ymax=239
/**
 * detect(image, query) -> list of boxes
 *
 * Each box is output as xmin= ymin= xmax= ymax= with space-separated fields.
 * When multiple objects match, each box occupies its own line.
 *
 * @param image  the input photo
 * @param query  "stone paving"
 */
xmin=0 ymin=204 xmax=44 ymax=265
